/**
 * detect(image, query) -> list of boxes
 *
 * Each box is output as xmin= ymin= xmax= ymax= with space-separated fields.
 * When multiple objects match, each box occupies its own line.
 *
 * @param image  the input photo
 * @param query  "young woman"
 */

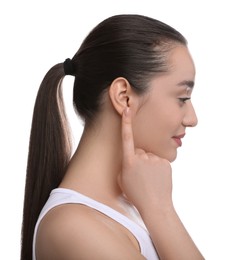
xmin=21 ymin=14 xmax=204 ymax=259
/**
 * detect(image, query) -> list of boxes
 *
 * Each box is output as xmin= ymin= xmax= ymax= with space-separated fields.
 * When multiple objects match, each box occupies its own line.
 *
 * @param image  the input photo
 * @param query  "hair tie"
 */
xmin=63 ymin=58 xmax=75 ymax=76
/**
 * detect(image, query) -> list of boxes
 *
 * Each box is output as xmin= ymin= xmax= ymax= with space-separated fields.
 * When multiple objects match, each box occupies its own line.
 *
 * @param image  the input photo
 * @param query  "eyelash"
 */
xmin=179 ymin=97 xmax=191 ymax=103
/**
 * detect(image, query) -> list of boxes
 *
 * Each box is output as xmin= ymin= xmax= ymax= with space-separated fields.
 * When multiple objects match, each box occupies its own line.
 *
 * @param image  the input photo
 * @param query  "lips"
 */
xmin=172 ymin=133 xmax=185 ymax=147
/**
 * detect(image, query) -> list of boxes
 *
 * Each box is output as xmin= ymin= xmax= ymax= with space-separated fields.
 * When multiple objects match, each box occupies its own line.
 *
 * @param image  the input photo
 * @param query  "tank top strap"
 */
xmin=33 ymin=188 xmax=159 ymax=260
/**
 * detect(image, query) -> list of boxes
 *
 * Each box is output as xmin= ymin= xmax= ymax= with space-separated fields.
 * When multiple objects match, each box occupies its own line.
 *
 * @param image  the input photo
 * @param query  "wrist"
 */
xmin=138 ymin=200 xmax=176 ymax=222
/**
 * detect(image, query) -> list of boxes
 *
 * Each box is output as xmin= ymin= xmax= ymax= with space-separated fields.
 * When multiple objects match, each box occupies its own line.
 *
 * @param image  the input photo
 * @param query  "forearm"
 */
xmin=141 ymin=204 xmax=204 ymax=260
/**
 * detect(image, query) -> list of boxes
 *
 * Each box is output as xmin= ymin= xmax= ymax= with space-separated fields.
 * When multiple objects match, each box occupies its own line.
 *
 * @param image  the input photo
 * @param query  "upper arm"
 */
xmin=36 ymin=204 xmax=145 ymax=260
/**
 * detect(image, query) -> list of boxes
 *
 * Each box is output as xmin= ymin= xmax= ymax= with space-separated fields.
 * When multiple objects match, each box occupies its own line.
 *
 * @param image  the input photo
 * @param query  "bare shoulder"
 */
xmin=36 ymin=204 xmax=145 ymax=260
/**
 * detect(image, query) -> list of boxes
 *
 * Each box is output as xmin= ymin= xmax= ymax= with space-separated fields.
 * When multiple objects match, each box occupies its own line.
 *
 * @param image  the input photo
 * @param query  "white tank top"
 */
xmin=33 ymin=188 xmax=159 ymax=260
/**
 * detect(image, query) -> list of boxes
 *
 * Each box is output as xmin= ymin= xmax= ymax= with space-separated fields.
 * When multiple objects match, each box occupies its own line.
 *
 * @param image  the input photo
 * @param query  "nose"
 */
xmin=182 ymin=101 xmax=198 ymax=127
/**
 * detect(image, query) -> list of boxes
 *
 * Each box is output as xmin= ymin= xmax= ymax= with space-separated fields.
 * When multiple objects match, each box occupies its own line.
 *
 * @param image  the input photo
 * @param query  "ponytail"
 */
xmin=21 ymin=63 xmax=72 ymax=260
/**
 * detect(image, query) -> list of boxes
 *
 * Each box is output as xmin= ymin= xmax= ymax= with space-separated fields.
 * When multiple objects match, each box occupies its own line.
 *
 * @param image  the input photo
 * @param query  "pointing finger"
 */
xmin=122 ymin=107 xmax=135 ymax=162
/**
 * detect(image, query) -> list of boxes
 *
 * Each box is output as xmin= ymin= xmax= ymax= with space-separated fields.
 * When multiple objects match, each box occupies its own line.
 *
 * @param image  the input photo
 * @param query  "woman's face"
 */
xmin=133 ymin=45 xmax=197 ymax=162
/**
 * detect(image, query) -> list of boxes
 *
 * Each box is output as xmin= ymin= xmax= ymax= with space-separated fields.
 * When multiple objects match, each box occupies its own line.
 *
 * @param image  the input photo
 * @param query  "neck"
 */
xmin=60 ymin=110 xmax=123 ymax=205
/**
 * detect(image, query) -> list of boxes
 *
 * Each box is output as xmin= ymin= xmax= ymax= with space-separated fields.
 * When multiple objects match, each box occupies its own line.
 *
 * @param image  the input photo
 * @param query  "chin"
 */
xmin=160 ymin=151 xmax=177 ymax=162
xmin=143 ymin=145 xmax=178 ymax=162
xmin=169 ymin=155 xmax=177 ymax=162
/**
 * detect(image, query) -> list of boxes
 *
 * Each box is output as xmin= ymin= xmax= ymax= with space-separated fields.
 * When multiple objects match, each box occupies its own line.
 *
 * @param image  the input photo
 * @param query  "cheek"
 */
xmin=132 ymin=105 xmax=182 ymax=154
xmin=132 ymin=110 xmax=164 ymax=150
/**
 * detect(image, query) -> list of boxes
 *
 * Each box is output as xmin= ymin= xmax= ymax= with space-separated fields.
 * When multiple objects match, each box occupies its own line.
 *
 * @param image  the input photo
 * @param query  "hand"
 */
xmin=120 ymin=108 xmax=205 ymax=259
xmin=120 ymin=107 xmax=173 ymax=213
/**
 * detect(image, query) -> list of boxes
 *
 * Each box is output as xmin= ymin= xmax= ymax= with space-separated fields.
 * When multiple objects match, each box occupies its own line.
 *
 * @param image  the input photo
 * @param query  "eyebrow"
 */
xmin=177 ymin=80 xmax=195 ymax=88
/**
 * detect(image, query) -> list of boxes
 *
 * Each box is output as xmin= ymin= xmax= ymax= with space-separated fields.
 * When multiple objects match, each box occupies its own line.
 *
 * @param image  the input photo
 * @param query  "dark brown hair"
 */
xmin=21 ymin=14 xmax=187 ymax=260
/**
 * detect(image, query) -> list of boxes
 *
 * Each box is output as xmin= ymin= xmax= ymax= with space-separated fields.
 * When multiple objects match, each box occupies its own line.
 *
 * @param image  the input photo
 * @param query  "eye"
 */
xmin=178 ymin=97 xmax=191 ymax=103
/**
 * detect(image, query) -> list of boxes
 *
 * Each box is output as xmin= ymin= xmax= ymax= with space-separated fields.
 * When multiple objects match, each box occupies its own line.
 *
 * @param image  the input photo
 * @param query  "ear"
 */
xmin=108 ymin=77 xmax=139 ymax=115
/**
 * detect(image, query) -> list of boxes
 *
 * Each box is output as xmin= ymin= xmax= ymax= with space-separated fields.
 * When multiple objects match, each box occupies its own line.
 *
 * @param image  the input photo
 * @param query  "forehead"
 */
xmin=146 ymin=45 xmax=195 ymax=95
xmin=167 ymin=45 xmax=195 ymax=77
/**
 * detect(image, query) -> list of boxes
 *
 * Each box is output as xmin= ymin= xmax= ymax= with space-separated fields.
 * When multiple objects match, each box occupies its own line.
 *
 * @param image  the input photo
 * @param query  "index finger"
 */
xmin=122 ymin=107 xmax=135 ymax=161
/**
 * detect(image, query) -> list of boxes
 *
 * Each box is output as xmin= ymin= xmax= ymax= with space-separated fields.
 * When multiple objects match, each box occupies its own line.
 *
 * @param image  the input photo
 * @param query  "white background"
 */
xmin=1 ymin=0 xmax=228 ymax=259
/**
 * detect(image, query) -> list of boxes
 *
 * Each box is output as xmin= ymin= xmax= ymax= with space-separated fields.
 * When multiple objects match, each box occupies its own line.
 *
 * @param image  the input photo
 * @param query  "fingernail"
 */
xmin=124 ymin=107 xmax=130 ymax=116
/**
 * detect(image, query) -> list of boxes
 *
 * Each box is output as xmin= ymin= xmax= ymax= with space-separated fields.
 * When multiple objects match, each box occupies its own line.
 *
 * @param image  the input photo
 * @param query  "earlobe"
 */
xmin=108 ymin=77 xmax=133 ymax=115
